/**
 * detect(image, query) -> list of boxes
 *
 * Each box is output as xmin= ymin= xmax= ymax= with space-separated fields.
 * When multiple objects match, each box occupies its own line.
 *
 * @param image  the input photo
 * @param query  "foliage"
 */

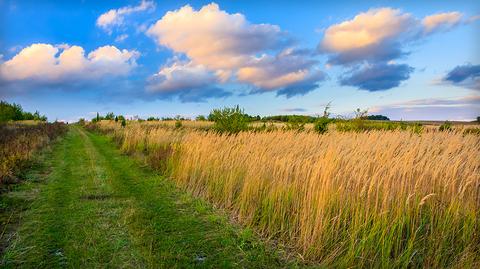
xmin=209 ymin=105 xmax=249 ymax=133
xmin=0 ymin=122 xmax=67 ymax=184
xmin=439 ymin=121 xmax=452 ymax=131
xmin=104 ymin=112 xmax=115 ymax=120
xmin=366 ymin=114 xmax=390 ymax=121
xmin=175 ymin=120 xmax=182 ymax=129
xmin=262 ymin=114 xmax=317 ymax=123
xmin=195 ymin=115 xmax=207 ymax=121
xmin=314 ymin=117 xmax=332 ymax=134
xmin=284 ymin=117 xmax=306 ymax=131
xmin=77 ymin=118 xmax=86 ymax=125
xmin=0 ymin=101 xmax=47 ymax=122
xmin=147 ymin=116 xmax=159 ymax=121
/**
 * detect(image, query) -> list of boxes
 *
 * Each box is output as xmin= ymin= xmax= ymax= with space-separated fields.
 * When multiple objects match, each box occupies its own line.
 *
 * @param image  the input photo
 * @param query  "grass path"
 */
xmin=1 ymin=126 xmax=286 ymax=268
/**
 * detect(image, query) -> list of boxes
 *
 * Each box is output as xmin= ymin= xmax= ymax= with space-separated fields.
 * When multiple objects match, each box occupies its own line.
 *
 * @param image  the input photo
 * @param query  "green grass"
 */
xmin=1 ymin=126 xmax=291 ymax=268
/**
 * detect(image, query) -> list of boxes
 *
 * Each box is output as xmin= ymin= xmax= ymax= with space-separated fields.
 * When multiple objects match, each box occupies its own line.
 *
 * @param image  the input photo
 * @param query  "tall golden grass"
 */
xmin=91 ymin=121 xmax=480 ymax=267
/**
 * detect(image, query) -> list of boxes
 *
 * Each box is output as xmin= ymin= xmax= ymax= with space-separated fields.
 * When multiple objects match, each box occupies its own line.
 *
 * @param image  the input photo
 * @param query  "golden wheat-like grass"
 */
xmin=94 ymin=121 xmax=480 ymax=267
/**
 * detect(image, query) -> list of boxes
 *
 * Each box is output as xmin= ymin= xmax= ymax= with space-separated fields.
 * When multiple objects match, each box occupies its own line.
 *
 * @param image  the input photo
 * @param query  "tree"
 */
xmin=209 ymin=105 xmax=249 ymax=133
xmin=105 ymin=112 xmax=115 ymax=120
xmin=196 ymin=115 xmax=206 ymax=121
xmin=366 ymin=115 xmax=390 ymax=121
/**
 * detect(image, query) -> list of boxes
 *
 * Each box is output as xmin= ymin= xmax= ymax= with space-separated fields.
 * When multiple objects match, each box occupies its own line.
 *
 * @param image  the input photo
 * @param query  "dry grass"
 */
xmin=0 ymin=122 xmax=67 ymax=184
xmin=90 ymin=121 xmax=480 ymax=267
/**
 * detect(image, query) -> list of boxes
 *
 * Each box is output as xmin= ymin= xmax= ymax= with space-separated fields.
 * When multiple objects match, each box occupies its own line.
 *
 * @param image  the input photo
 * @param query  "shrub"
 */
xmin=439 ymin=121 xmax=452 ymax=131
xmin=175 ymin=120 xmax=182 ymax=129
xmin=314 ymin=117 xmax=332 ymax=134
xmin=196 ymin=115 xmax=207 ymax=121
xmin=209 ymin=105 xmax=249 ymax=133
xmin=284 ymin=117 xmax=306 ymax=131
xmin=121 ymin=118 xmax=126 ymax=128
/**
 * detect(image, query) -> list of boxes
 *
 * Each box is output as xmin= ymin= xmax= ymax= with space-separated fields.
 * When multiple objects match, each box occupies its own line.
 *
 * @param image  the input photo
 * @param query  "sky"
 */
xmin=0 ymin=0 xmax=479 ymax=122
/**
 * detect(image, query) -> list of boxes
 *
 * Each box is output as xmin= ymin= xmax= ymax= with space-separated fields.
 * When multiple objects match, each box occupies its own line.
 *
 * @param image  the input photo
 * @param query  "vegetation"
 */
xmin=0 ymin=122 xmax=67 ymax=185
xmin=0 ymin=101 xmax=47 ymax=122
xmin=89 ymin=120 xmax=480 ymax=268
xmin=1 ymin=127 xmax=285 ymax=267
xmin=366 ymin=114 xmax=390 ymax=120
xmin=209 ymin=105 xmax=249 ymax=133
xmin=439 ymin=121 xmax=453 ymax=131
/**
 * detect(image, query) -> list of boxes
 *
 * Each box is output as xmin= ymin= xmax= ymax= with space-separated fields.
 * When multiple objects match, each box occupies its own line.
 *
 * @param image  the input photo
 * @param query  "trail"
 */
xmin=1 ymin=126 xmax=283 ymax=268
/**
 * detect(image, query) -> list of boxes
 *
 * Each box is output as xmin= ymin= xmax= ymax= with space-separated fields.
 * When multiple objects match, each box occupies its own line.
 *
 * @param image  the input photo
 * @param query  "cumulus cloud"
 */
xmin=340 ymin=63 xmax=413 ymax=91
xmin=97 ymin=0 xmax=155 ymax=32
xmin=319 ymin=7 xmax=475 ymax=91
xmin=319 ymin=8 xmax=474 ymax=65
xmin=0 ymin=43 xmax=139 ymax=83
xmin=147 ymin=3 xmax=287 ymax=70
xmin=147 ymin=3 xmax=325 ymax=98
xmin=146 ymin=60 xmax=231 ymax=102
xmin=442 ymin=64 xmax=480 ymax=90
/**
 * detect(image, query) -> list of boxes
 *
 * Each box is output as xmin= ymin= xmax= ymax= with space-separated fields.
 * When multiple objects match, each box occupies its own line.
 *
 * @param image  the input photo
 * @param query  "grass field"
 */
xmin=1 ymin=126 xmax=288 ymax=268
xmin=89 ymin=120 xmax=480 ymax=268
xmin=1 ymin=120 xmax=479 ymax=267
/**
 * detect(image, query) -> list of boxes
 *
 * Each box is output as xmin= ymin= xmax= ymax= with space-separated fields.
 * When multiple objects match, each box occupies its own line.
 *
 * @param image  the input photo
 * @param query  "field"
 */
xmin=1 ymin=117 xmax=479 ymax=267
xmin=84 ymin=120 xmax=480 ymax=267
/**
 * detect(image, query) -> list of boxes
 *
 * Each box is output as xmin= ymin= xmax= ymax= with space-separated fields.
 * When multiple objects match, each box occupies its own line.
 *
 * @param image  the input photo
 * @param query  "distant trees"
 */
xmin=0 ymin=101 xmax=47 ymax=122
xmin=366 ymin=115 xmax=390 ymax=121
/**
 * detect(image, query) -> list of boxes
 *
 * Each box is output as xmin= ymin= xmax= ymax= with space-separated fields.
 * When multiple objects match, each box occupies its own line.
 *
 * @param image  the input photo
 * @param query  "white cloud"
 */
xmin=147 ymin=60 xmax=217 ymax=93
xmin=320 ymin=8 xmax=416 ymax=54
xmin=147 ymin=3 xmax=284 ymax=70
xmin=422 ymin=12 xmax=463 ymax=34
xmin=0 ymin=43 xmax=139 ymax=82
xmin=97 ymin=0 xmax=155 ymax=32
xmin=147 ymin=3 xmax=325 ymax=96
xmin=319 ymin=8 xmax=470 ymax=65
xmin=115 ymin=34 xmax=129 ymax=42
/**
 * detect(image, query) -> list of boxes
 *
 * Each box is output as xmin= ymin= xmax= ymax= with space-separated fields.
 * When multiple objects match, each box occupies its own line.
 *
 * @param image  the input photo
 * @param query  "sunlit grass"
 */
xmin=90 ymin=121 xmax=480 ymax=267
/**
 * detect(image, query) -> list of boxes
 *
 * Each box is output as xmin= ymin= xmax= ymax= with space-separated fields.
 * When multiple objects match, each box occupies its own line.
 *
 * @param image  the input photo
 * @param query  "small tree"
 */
xmin=196 ymin=115 xmax=206 ymax=121
xmin=121 ymin=118 xmax=127 ymax=127
xmin=105 ymin=112 xmax=115 ymax=120
xmin=210 ymin=105 xmax=249 ymax=133
xmin=314 ymin=102 xmax=333 ymax=134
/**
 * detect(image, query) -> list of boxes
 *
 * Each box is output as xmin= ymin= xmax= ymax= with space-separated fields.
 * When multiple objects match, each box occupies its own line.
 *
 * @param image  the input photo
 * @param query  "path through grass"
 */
xmin=1 ymin=126 xmax=287 ymax=268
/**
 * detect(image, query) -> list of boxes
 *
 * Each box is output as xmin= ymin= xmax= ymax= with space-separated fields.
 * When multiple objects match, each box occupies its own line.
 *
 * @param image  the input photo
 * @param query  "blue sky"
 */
xmin=0 ymin=0 xmax=479 ymax=122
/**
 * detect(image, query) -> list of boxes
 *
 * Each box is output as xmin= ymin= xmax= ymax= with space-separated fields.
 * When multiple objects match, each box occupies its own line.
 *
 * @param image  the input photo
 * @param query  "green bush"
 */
xmin=439 ymin=121 xmax=452 ymax=131
xmin=284 ymin=118 xmax=306 ymax=132
xmin=175 ymin=120 xmax=182 ymax=128
xmin=314 ymin=117 xmax=332 ymax=134
xmin=209 ymin=105 xmax=249 ymax=133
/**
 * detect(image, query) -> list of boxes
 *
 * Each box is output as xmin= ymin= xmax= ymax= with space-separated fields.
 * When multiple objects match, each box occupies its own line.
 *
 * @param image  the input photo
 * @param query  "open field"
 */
xmin=87 ymin=120 xmax=480 ymax=267
xmin=1 ymin=126 xmax=288 ymax=268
